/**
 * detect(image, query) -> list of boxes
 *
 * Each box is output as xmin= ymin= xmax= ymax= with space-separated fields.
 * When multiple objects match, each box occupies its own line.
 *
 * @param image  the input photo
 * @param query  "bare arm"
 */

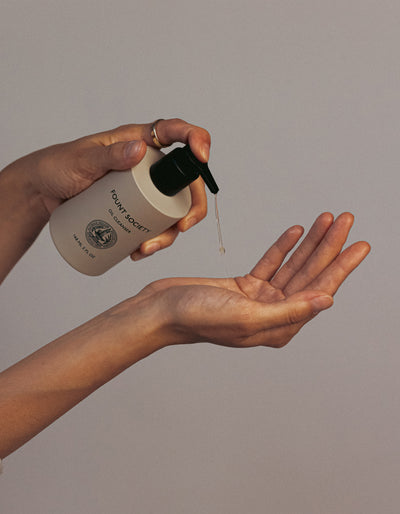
xmin=0 ymin=294 xmax=163 ymax=457
xmin=0 ymin=212 xmax=370 ymax=458
xmin=0 ymin=158 xmax=49 ymax=281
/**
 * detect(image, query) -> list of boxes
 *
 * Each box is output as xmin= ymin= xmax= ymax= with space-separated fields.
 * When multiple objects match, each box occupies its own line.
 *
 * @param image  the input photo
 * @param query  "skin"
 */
xmin=138 ymin=212 xmax=370 ymax=348
xmin=0 ymin=118 xmax=211 ymax=282
xmin=0 ymin=120 xmax=370 ymax=460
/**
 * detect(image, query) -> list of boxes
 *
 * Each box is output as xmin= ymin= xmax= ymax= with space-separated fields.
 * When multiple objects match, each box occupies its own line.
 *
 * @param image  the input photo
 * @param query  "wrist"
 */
xmin=122 ymin=287 xmax=190 ymax=351
xmin=1 ymin=154 xmax=50 ymax=225
xmin=132 ymin=284 xmax=204 ymax=348
xmin=0 ymin=158 xmax=51 ymax=281
xmin=114 ymin=293 xmax=174 ymax=357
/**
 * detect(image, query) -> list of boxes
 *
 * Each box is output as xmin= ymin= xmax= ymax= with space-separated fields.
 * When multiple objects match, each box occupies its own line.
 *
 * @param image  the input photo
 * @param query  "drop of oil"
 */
xmin=214 ymin=193 xmax=226 ymax=255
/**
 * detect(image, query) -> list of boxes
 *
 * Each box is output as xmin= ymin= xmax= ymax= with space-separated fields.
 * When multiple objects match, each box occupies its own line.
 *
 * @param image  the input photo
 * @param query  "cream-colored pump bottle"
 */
xmin=49 ymin=145 xmax=218 ymax=275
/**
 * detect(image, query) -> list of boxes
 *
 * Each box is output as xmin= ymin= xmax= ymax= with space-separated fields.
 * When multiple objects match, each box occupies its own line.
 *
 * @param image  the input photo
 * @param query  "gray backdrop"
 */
xmin=1 ymin=1 xmax=399 ymax=513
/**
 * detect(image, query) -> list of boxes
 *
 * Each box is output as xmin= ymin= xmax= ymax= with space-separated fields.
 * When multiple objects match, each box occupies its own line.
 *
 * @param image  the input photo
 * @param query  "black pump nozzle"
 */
xmin=150 ymin=145 xmax=219 ymax=196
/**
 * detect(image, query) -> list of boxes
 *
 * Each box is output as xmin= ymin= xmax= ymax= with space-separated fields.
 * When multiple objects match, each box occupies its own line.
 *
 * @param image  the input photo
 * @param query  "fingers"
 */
xmin=242 ymin=320 xmax=304 ymax=348
xmin=131 ymin=181 xmax=207 ymax=258
xmin=240 ymin=291 xmax=333 ymax=347
xmin=98 ymin=119 xmax=211 ymax=237
xmin=177 ymin=177 xmax=208 ymax=232
xmin=306 ymin=240 xmax=371 ymax=295
xmin=250 ymin=225 xmax=304 ymax=281
xmin=141 ymin=119 xmax=210 ymax=233
xmin=282 ymin=212 xmax=355 ymax=296
xmin=270 ymin=212 xmax=334 ymax=289
xmin=88 ymin=119 xmax=211 ymax=259
xmin=131 ymin=225 xmax=180 ymax=261
xmin=98 ymin=118 xmax=211 ymax=163
xmin=248 ymin=290 xmax=333 ymax=333
xmin=259 ymin=241 xmax=370 ymax=347
xmin=80 ymin=140 xmax=147 ymax=181
xmin=131 ymin=177 xmax=208 ymax=257
xmin=144 ymin=118 xmax=211 ymax=162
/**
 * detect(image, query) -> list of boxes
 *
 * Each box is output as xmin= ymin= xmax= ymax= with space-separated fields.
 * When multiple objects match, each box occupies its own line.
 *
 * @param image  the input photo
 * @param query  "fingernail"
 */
xmin=131 ymin=242 xmax=161 ymax=261
xmin=183 ymin=217 xmax=198 ymax=232
xmin=131 ymin=251 xmax=145 ymax=262
xmin=124 ymin=140 xmax=143 ymax=160
xmin=200 ymin=143 xmax=210 ymax=162
xmin=311 ymin=295 xmax=333 ymax=313
xmin=143 ymin=242 xmax=161 ymax=255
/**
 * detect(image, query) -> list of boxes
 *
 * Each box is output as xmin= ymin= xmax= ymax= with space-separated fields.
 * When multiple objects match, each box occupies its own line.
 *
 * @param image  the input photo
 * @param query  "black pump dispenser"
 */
xmin=150 ymin=145 xmax=219 ymax=196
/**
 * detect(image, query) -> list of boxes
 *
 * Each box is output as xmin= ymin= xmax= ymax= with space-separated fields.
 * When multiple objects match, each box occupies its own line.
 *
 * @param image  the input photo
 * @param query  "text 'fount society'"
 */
xmin=110 ymin=189 xmax=150 ymax=233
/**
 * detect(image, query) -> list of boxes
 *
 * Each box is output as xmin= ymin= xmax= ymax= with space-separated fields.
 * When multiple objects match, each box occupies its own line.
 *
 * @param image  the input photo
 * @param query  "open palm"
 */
xmin=139 ymin=212 xmax=370 ymax=348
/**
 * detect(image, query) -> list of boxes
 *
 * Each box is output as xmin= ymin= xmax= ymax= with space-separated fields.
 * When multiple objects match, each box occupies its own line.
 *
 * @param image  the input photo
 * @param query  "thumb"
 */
xmin=89 ymin=140 xmax=147 ymax=179
xmin=256 ymin=291 xmax=334 ymax=330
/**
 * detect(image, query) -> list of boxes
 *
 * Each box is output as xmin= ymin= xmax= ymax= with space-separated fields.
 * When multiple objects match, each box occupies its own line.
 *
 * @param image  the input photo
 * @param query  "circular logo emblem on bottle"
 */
xmin=85 ymin=220 xmax=117 ymax=249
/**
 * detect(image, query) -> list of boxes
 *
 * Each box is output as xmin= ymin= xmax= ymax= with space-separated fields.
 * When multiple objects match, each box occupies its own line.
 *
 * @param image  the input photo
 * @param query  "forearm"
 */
xmin=0 ymin=295 xmax=165 ymax=458
xmin=0 ymin=156 xmax=50 ymax=283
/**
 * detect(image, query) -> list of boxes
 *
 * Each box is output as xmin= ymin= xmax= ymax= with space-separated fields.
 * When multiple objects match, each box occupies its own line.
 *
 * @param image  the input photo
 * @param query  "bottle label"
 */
xmin=85 ymin=219 xmax=118 ymax=249
xmin=109 ymin=189 xmax=151 ymax=234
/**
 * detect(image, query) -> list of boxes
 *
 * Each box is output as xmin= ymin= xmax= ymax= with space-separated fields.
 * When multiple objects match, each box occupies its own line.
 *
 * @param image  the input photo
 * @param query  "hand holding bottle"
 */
xmin=0 ymin=118 xmax=211 ymax=278
xmin=49 ymin=143 xmax=219 ymax=275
